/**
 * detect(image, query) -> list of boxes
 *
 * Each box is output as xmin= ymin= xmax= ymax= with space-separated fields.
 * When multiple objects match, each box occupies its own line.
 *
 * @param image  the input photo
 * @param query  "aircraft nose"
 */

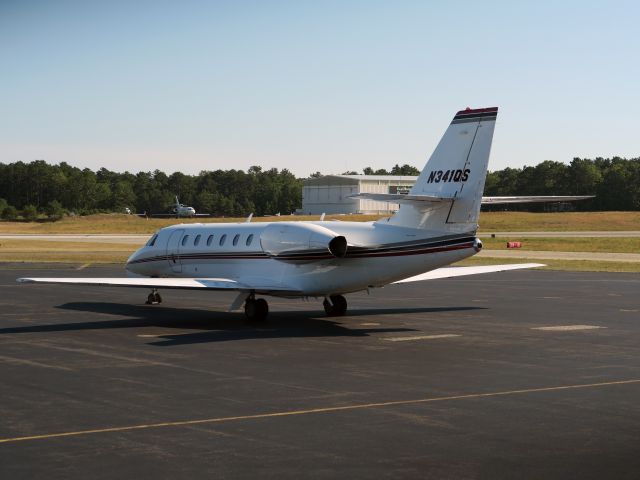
xmin=126 ymin=249 xmax=142 ymax=273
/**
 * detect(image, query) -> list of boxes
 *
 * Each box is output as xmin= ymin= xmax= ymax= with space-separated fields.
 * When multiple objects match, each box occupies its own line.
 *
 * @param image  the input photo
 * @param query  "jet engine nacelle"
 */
xmin=260 ymin=222 xmax=347 ymax=259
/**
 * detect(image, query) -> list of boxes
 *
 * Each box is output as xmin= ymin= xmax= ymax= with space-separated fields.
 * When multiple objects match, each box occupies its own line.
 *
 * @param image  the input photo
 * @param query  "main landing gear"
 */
xmin=244 ymin=294 xmax=269 ymax=321
xmin=145 ymin=289 xmax=162 ymax=305
xmin=323 ymin=295 xmax=347 ymax=317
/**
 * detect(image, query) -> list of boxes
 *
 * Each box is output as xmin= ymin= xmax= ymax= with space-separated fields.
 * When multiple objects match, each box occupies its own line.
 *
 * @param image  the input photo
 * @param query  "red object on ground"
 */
xmin=506 ymin=241 xmax=522 ymax=248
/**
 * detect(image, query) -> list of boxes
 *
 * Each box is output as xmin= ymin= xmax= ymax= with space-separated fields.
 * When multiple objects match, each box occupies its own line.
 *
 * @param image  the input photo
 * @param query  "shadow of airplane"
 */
xmin=0 ymin=302 xmax=485 ymax=347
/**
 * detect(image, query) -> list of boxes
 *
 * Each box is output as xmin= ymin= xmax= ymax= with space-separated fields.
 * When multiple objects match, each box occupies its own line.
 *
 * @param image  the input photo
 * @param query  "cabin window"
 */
xmin=181 ymin=235 xmax=189 ymax=246
xmin=194 ymin=234 xmax=201 ymax=246
xmin=233 ymin=234 xmax=240 ymax=246
xmin=146 ymin=234 xmax=158 ymax=247
xmin=219 ymin=234 xmax=227 ymax=246
xmin=206 ymin=234 xmax=214 ymax=246
xmin=246 ymin=234 xmax=254 ymax=246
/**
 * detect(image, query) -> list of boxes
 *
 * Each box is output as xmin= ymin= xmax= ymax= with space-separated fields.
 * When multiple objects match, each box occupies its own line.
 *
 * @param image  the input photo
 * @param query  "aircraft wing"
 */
xmin=17 ymin=277 xmax=302 ymax=295
xmin=350 ymin=193 xmax=594 ymax=205
xmin=144 ymin=213 xmax=212 ymax=217
xmin=349 ymin=193 xmax=454 ymax=203
xmin=19 ymin=264 xmax=544 ymax=296
xmin=481 ymin=196 xmax=594 ymax=204
xmin=393 ymin=263 xmax=545 ymax=283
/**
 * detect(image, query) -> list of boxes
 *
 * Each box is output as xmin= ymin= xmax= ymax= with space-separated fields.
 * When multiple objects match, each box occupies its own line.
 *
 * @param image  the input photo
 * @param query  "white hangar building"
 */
xmin=300 ymin=175 xmax=418 ymax=215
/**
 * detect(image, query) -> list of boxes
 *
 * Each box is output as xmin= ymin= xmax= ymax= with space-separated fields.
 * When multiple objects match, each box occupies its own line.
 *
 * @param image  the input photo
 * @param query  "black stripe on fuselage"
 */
xmin=127 ymin=252 xmax=268 ymax=265
xmin=126 ymin=235 xmax=477 ymax=265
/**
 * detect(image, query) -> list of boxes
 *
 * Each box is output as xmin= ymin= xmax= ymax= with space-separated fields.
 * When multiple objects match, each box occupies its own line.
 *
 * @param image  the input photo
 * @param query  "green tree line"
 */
xmin=352 ymin=158 xmax=639 ymax=211
xmin=0 ymin=161 xmax=302 ymax=219
xmin=484 ymin=157 xmax=640 ymax=211
xmin=0 ymin=157 xmax=639 ymax=220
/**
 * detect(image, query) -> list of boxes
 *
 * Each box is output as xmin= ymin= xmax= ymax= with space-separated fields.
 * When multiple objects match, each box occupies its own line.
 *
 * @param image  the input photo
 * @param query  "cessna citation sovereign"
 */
xmin=18 ymin=107 xmax=591 ymax=320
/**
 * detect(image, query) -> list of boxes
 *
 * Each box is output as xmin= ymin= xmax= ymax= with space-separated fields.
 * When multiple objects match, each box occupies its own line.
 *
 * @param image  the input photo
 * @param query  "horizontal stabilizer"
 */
xmin=17 ymin=277 xmax=302 ymax=295
xmin=481 ymin=196 xmax=594 ymax=204
xmin=349 ymin=193 xmax=455 ymax=203
xmin=393 ymin=263 xmax=545 ymax=283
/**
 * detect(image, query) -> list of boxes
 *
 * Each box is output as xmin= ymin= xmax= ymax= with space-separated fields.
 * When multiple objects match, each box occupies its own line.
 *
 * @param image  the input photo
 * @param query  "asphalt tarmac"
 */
xmin=1 ymin=264 xmax=639 ymax=479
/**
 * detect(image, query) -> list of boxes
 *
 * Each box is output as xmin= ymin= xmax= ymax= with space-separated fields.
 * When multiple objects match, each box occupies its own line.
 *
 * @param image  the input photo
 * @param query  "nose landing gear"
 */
xmin=244 ymin=294 xmax=269 ymax=321
xmin=323 ymin=295 xmax=347 ymax=317
xmin=146 ymin=289 xmax=162 ymax=305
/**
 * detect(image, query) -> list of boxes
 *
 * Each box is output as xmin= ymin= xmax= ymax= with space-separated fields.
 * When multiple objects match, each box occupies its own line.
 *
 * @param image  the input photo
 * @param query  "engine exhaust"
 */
xmin=328 ymin=236 xmax=348 ymax=258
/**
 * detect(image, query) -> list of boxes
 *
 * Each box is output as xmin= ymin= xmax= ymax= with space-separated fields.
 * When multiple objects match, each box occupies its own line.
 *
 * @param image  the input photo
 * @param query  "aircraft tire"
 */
xmin=245 ymin=298 xmax=269 ymax=321
xmin=244 ymin=299 xmax=256 ymax=319
xmin=331 ymin=295 xmax=347 ymax=316
xmin=255 ymin=298 xmax=269 ymax=320
xmin=146 ymin=291 xmax=162 ymax=305
xmin=323 ymin=295 xmax=347 ymax=316
xmin=323 ymin=298 xmax=333 ymax=315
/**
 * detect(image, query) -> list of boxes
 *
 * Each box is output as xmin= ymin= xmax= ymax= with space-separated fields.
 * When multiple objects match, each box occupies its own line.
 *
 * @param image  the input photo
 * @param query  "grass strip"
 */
xmin=2 ymin=211 xmax=640 ymax=234
xmin=455 ymin=256 xmax=640 ymax=273
xmin=479 ymin=236 xmax=640 ymax=253
xmin=0 ymin=239 xmax=134 ymax=263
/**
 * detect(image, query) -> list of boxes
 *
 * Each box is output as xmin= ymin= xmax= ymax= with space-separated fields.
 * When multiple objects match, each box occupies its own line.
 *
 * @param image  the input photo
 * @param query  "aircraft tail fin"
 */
xmin=384 ymin=107 xmax=498 ymax=233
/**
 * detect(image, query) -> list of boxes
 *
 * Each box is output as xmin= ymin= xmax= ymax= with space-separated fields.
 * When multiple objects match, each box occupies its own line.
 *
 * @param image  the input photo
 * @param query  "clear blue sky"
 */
xmin=1 ymin=1 xmax=638 ymax=177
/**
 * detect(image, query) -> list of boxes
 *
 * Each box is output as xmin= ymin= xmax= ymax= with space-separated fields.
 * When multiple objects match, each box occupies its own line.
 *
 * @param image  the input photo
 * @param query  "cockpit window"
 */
xmin=146 ymin=234 xmax=158 ymax=247
xmin=181 ymin=235 xmax=189 ymax=246
xmin=194 ymin=234 xmax=201 ymax=246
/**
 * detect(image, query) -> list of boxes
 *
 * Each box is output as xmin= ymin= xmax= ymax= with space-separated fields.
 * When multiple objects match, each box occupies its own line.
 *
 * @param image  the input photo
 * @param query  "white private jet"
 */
xmin=18 ymin=107 xmax=591 ymax=320
xmin=142 ymin=197 xmax=210 ymax=218
xmin=171 ymin=197 xmax=197 ymax=217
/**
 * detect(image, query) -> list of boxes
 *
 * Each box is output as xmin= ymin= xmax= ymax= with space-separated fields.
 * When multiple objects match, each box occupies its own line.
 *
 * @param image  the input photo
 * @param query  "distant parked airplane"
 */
xmin=140 ymin=197 xmax=210 ymax=218
xmin=19 ymin=107 xmax=592 ymax=321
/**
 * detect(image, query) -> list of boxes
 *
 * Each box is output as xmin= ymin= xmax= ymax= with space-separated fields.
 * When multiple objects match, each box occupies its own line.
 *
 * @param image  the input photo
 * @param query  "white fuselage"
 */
xmin=173 ymin=206 xmax=196 ymax=217
xmin=126 ymin=221 xmax=480 ymax=297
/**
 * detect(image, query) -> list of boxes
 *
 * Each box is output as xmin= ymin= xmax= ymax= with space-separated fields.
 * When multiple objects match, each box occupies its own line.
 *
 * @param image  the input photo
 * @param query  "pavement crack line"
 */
xmin=1 ymin=379 xmax=639 ymax=444
xmin=16 ymin=341 xmax=340 ymax=395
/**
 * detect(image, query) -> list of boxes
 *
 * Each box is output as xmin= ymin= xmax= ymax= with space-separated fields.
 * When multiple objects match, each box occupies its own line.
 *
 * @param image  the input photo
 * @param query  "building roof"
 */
xmin=304 ymin=175 xmax=418 ymax=185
